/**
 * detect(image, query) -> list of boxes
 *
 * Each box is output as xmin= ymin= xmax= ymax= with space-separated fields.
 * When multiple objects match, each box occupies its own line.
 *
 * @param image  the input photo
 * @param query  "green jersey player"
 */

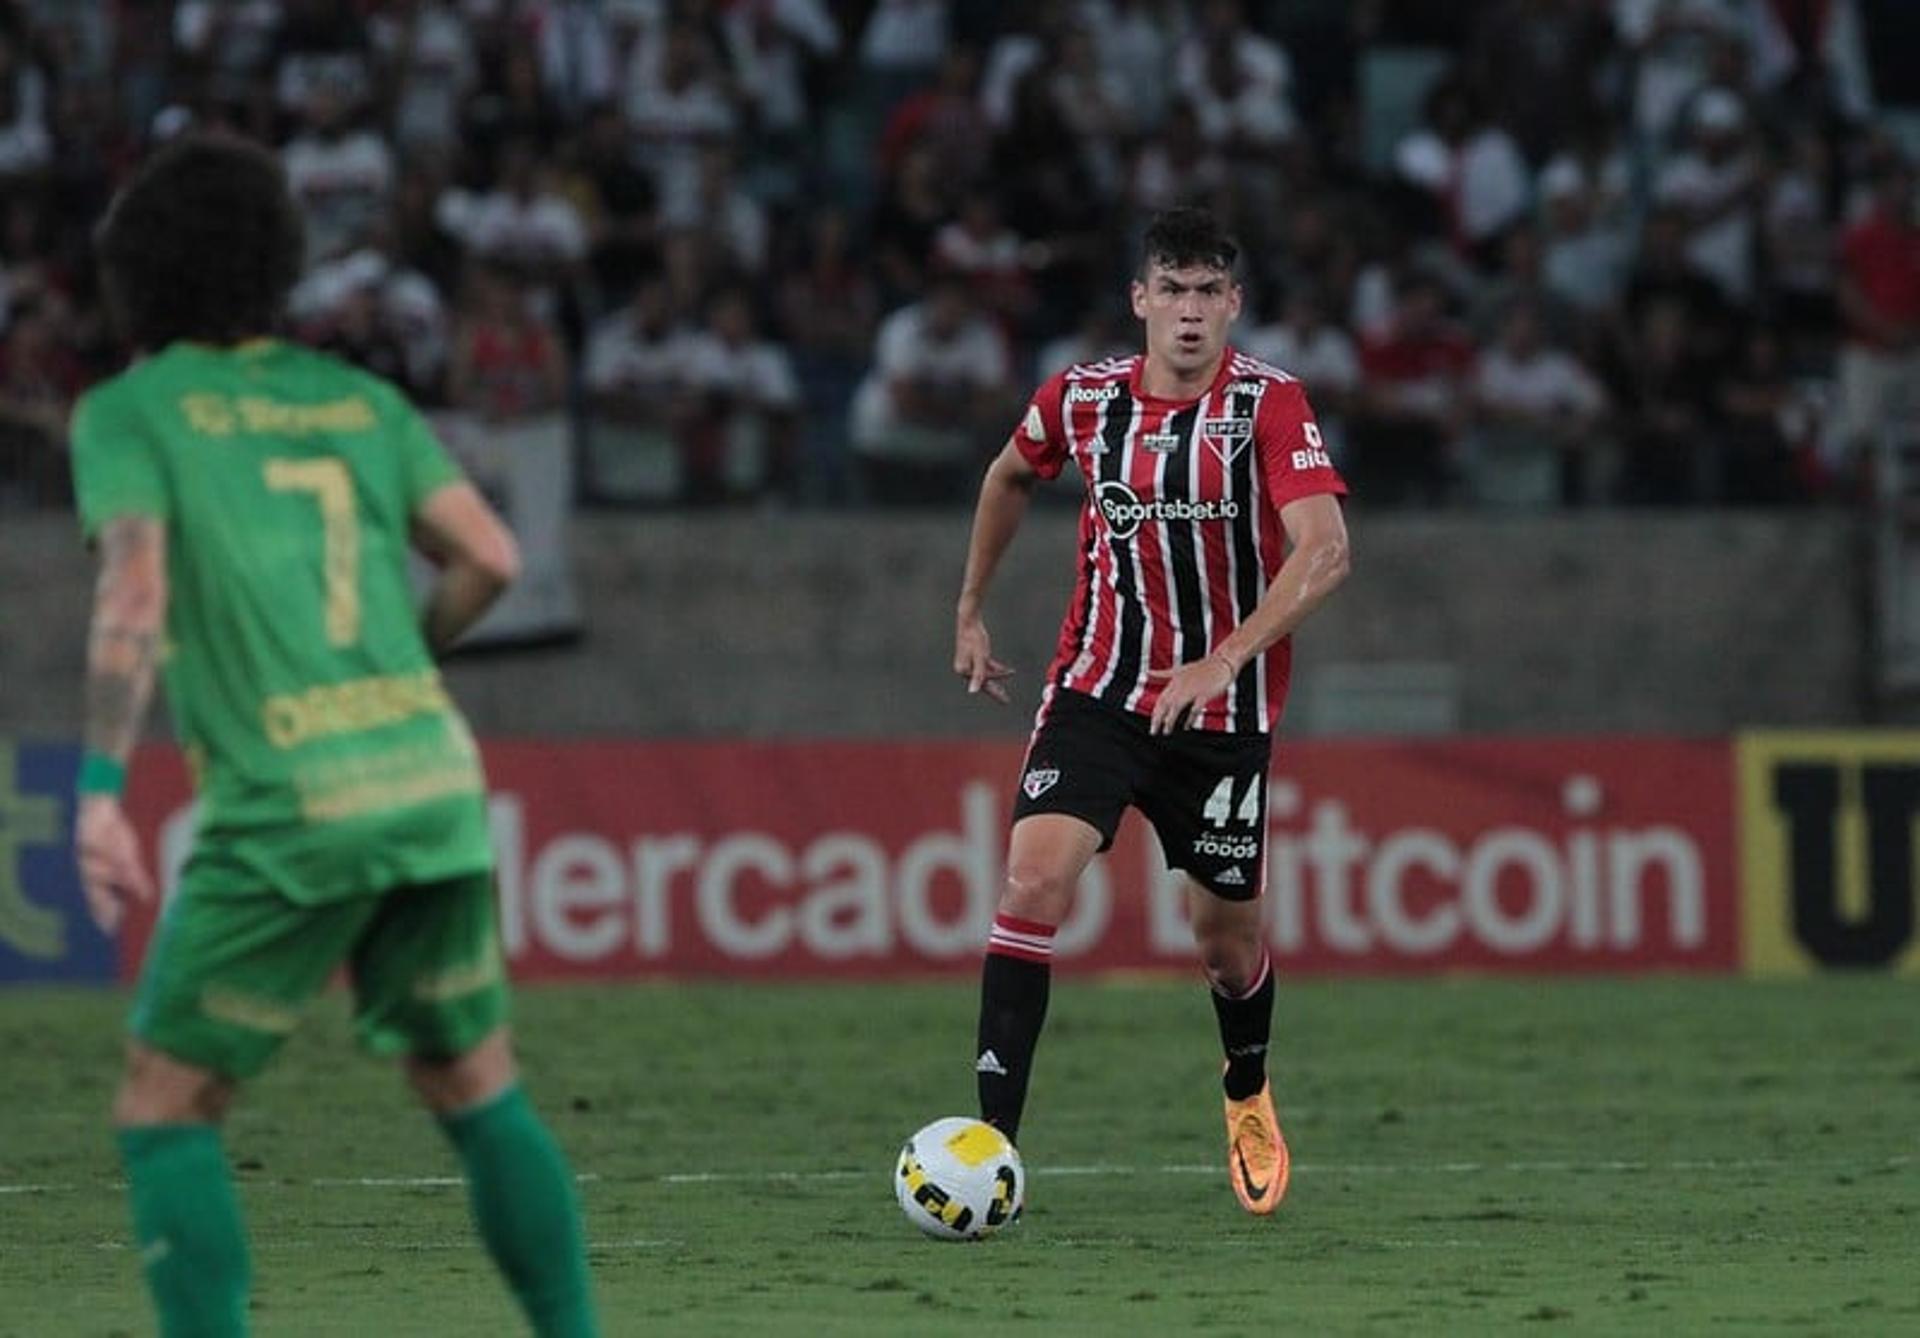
xmin=72 ymin=134 xmax=599 ymax=1337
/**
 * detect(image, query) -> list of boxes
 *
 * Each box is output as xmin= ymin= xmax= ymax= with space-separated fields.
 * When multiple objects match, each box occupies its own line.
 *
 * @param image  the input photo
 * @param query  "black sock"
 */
xmin=975 ymin=915 xmax=1055 ymax=1145
xmin=1213 ymin=952 xmax=1274 ymax=1101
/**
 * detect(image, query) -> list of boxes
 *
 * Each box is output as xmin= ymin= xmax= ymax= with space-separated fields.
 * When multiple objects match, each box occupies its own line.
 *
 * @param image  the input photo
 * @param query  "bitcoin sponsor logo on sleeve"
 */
xmin=1292 ymin=421 xmax=1333 ymax=471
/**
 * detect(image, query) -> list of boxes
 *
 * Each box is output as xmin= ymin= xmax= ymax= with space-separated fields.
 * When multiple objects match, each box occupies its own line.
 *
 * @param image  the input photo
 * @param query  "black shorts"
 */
xmin=1012 ymin=688 xmax=1272 ymax=901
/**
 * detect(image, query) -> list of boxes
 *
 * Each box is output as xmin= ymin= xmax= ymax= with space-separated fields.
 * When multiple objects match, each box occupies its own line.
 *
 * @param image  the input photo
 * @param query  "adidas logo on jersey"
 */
xmin=1215 ymin=866 xmax=1248 ymax=887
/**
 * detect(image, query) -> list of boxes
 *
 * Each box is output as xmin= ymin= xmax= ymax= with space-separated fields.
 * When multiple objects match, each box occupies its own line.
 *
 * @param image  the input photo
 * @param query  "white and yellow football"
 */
xmin=893 ymin=1117 xmax=1024 ymax=1241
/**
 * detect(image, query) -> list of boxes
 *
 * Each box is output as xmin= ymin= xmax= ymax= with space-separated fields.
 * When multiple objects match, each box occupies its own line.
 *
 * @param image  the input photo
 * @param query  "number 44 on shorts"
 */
xmin=1203 ymin=776 xmax=1262 ymax=828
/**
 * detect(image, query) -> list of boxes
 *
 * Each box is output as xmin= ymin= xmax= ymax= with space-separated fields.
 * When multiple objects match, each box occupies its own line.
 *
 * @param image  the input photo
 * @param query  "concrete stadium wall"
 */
xmin=0 ymin=510 xmax=1865 ymax=739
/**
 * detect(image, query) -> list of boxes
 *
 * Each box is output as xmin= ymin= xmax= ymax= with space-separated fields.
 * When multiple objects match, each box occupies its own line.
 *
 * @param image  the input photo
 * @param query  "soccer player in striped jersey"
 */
xmin=953 ymin=207 xmax=1351 ymax=1215
xmin=71 ymin=136 xmax=598 ymax=1334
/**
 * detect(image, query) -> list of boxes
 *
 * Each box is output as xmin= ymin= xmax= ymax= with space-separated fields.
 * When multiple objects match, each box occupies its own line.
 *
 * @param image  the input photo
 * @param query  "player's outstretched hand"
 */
xmin=954 ymin=614 xmax=1016 ymax=705
xmin=75 ymin=796 xmax=156 ymax=934
xmin=1146 ymin=655 xmax=1237 ymax=735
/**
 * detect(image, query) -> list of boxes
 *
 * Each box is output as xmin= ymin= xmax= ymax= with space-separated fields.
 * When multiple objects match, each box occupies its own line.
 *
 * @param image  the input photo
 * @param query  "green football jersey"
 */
xmin=71 ymin=340 xmax=493 ymax=904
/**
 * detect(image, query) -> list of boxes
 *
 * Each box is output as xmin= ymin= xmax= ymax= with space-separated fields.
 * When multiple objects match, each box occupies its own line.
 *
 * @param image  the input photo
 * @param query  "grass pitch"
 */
xmin=1 ymin=976 xmax=1916 ymax=1336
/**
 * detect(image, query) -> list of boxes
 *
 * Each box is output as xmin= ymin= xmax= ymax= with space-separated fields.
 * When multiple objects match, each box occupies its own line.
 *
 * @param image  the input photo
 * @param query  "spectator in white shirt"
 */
xmin=979 ymin=5 xmax=1063 ymax=131
xmin=1739 ymin=0 xmax=1871 ymax=124
xmin=1471 ymin=301 xmax=1609 ymax=505
xmin=1089 ymin=0 xmax=1179 ymax=131
xmin=173 ymin=1 xmax=282 ymax=121
xmin=1036 ymin=304 xmax=1131 ymax=382
xmin=373 ymin=0 xmax=476 ymax=154
xmin=585 ymin=274 xmax=689 ymax=411
xmin=1130 ymin=99 xmax=1229 ymax=215
xmin=931 ymin=192 xmax=1031 ymax=328
xmin=447 ymin=138 xmax=589 ymax=279
xmin=581 ymin=270 xmax=694 ymax=499
xmin=0 ymin=25 xmax=50 ymax=179
xmin=850 ymin=272 xmax=1014 ymax=504
xmin=1394 ymin=78 xmax=1532 ymax=265
xmin=1654 ymin=87 xmax=1763 ymax=305
xmin=289 ymin=240 xmax=450 ymax=402
xmin=664 ymin=143 xmax=769 ymax=277
xmin=282 ymin=79 xmax=394 ymax=266
xmin=1764 ymin=127 xmax=1839 ymax=346
xmin=1174 ymin=0 xmax=1296 ymax=151
xmin=1539 ymin=159 xmax=1632 ymax=317
xmin=626 ymin=18 xmax=739 ymax=222
xmin=1613 ymin=0 xmax=1742 ymax=144
xmin=725 ymin=0 xmax=841 ymax=138
xmin=273 ymin=0 xmax=375 ymax=119
xmin=859 ymin=0 xmax=949 ymax=79
xmin=1047 ymin=22 xmax=1134 ymax=197
xmin=531 ymin=0 xmax=618 ymax=123
xmin=675 ymin=287 xmax=801 ymax=500
xmin=1240 ymin=284 xmax=1361 ymax=465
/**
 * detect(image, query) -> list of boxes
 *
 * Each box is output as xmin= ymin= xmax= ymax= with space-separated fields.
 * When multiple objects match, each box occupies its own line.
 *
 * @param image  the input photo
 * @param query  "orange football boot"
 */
xmin=1223 ymin=1078 xmax=1290 ymax=1215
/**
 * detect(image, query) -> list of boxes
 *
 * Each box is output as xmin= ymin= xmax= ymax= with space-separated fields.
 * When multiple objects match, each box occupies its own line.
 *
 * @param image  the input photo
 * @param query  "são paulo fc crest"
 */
xmin=1023 ymin=768 xmax=1060 ymax=799
xmin=1203 ymin=416 xmax=1252 ymax=467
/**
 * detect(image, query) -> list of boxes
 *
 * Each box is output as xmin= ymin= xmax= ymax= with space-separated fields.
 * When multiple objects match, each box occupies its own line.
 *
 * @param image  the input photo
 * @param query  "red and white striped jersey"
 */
xmin=1014 ymin=347 xmax=1347 ymax=734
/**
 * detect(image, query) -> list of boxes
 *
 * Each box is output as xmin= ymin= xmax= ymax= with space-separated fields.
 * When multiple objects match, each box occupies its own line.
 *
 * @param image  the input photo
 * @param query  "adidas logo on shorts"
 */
xmin=1215 ymin=866 xmax=1247 ymax=887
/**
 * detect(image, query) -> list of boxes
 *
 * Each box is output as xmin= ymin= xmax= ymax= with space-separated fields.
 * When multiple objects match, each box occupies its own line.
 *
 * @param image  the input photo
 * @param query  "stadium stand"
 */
xmin=0 ymin=0 xmax=1913 ymax=512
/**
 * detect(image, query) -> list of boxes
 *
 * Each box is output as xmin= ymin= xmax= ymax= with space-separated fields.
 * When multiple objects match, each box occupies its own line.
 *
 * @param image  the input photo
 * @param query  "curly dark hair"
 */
xmin=1140 ymin=206 xmax=1239 ymax=277
xmin=94 ymin=133 xmax=305 ymax=349
xmin=1136 ymin=202 xmax=1244 ymax=274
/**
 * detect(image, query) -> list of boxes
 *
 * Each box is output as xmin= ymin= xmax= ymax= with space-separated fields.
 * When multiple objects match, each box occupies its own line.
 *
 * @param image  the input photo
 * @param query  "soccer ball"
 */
xmin=894 ymin=1116 xmax=1024 ymax=1241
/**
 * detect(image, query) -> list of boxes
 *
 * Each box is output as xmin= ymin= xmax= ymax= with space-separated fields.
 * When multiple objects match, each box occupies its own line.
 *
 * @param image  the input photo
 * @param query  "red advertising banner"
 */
xmin=119 ymin=737 xmax=1739 ymax=980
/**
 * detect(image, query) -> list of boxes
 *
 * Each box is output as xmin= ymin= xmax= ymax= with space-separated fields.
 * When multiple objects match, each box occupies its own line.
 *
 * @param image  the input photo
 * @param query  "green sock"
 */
xmin=116 ymin=1124 xmax=251 ymax=1338
xmin=439 ymin=1085 xmax=599 ymax=1338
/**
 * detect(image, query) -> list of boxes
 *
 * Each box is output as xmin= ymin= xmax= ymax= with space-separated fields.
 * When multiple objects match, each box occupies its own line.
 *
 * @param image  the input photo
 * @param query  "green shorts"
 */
xmin=130 ymin=871 xmax=509 ymax=1081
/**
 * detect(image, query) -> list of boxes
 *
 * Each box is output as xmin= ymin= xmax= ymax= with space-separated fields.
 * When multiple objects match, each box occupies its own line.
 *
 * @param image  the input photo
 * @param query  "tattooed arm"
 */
xmin=75 ymin=516 xmax=166 ymax=932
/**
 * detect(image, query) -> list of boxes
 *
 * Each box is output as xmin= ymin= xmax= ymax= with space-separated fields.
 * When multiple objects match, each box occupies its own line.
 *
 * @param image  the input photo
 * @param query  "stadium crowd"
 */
xmin=0 ymin=0 xmax=1916 ymax=509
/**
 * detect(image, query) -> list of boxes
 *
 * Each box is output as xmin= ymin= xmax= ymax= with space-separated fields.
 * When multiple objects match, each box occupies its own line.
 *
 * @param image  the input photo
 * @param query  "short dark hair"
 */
xmin=1140 ymin=207 xmax=1239 ymax=278
xmin=95 ymin=133 xmax=305 ymax=349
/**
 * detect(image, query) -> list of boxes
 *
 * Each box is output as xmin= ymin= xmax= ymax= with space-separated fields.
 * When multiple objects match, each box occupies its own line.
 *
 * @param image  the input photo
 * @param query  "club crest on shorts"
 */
xmin=1022 ymin=767 xmax=1060 ymax=799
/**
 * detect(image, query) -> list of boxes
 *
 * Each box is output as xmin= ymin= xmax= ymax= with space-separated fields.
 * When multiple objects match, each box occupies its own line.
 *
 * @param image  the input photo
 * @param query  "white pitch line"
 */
xmin=88 ymin=1237 xmax=680 ymax=1253
xmin=2 ymin=1155 xmax=1909 ymax=1199
xmin=658 ymin=1169 xmax=872 ymax=1185
xmin=310 ymin=1173 xmax=603 ymax=1188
